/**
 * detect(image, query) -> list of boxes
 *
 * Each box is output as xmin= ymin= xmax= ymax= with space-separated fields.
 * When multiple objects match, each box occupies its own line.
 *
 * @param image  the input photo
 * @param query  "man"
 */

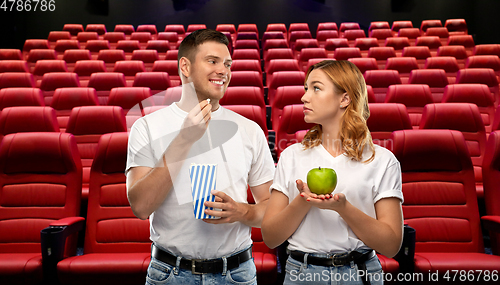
xmin=126 ymin=29 xmax=275 ymax=284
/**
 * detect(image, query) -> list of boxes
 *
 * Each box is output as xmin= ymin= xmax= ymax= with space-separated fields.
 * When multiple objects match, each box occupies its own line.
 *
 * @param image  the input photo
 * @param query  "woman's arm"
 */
xmin=261 ymin=180 xmax=312 ymax=249
xmin=303 ymin=191 xmax=404 ymax=258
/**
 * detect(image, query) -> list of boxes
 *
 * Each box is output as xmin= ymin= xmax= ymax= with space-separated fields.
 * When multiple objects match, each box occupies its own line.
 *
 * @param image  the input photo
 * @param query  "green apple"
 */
xmin=306 ymin=167 xmax=337 ymax=195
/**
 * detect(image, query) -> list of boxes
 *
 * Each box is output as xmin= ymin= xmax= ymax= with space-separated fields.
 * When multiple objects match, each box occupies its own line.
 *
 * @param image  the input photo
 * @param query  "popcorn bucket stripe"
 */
xmin=189 ymin=164 xmax=218 ymax=219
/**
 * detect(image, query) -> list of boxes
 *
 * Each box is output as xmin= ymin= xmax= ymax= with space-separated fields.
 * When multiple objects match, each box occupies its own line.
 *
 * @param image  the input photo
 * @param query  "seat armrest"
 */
xmin=482 ymin=215 xmax=500 ymax=233
xmin=41 ymin=216 xmax=85 ymax=284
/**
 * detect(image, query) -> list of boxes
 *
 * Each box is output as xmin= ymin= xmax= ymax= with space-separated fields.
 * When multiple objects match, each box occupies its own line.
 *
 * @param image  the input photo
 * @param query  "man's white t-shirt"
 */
xmin=126 ymin=103 xmax=275 ymax=259
xmin=271 ymin=143 xmax=403 ymax=254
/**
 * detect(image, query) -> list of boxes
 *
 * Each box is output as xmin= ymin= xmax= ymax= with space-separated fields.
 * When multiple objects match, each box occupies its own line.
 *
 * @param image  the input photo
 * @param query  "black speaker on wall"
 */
xmin=87 ymin=0 xmax=109 ymax=16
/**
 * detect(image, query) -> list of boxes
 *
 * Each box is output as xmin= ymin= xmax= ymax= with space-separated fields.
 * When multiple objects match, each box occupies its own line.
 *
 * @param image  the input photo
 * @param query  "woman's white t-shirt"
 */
xmin=270 ymin=143 xmax=403 ymax=254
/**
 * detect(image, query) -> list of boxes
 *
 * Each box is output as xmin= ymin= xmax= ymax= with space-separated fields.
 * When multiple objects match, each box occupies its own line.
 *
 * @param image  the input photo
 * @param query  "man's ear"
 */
xmin=340 ymin=92 xmax=351 ymax=108
xmin=179 ymin=56 xmax=190 ymax=79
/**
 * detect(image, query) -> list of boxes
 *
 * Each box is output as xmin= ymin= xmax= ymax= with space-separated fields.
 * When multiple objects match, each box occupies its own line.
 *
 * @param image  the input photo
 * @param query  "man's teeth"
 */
xmin=210 ymin=80 xmax=224 ymax=85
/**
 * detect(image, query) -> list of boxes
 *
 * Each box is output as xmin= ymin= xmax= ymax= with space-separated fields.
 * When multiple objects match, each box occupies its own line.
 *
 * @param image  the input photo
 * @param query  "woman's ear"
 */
xmin=179 ymin=57 xmax=190 ymax=79
xmin=340 ymin=92 xmax=351 ymax=108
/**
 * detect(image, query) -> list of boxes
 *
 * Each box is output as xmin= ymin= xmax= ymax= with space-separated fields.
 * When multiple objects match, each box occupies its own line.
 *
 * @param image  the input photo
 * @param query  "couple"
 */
xmin=126 ymin=29 xmax=403 ymax=285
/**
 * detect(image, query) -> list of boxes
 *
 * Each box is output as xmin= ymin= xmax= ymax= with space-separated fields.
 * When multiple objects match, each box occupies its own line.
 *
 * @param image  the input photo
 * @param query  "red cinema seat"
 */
xmin=391 ymin=21 xmax=414 ymax=33
xmin=263 ymin=32 xmax=286 ymax=49
xmin=51 ymin=87 xmax=99 ymax=132
xmin=424 ymin=56 xmax=460 ymax=82
xmin=456 ymin=68 xmax=500 ymax=107
xmin=398 ymin=28 xmax=421 ymax=45
xmin=115 ymin=40 xmax=141 ymax=54
xmin=114 ymin=24 xmax=135 ymax=35
xmin=162 ymin=86 xmax=182 ymax=105
xmin=445 ymin=19 xmax=468 ymax=35
xmin=234 ymin=39 xmax=260 ymax=51
xmin=0 ymin=88 xmax=44 ymax=110
xmin=103 ymin=32 xmax=126 ymax=49
xmin=402 ymin=46 xmax=431 ymax=68
xmin=236 ymin=32 xmax=259 ymax=42
xmin=113 ymin=61 xmax=146 ymax=84
xmin=108 ymin=87 xmax=154 ymax=129
xmin=367 ymin=103 xmax=412 ymax=149
xmin=316 ymin=30 xmax=339 ymax=49
xmin=420 ymin=19 xmax=443 ymax=32
xmin=0 ymin=132 xmax=82 ymax=285
xmin=293 ymin=39 xmax=319 ymax=58
xmin=415 ymin=36 xmax=442 ymax=55
xmin=237 ymin=23 xmax=258 ymax=34
xmin=39 ymin=73 xmax=81 ymax=105
xmin=324 ymin=38 xmax=349 ymax=57
xmin=130 ymin=32 xmax=153 ymax=46
xmin=230 ymin=59 xmax=262 ymax=76
xmin=264 ymin=48 xmax=293 ymax=65
xmin=342 ymin=29 xmax=366 ymax=46
xmin=63 ymin=24 xmax=84 ymax=36
xmin=65 ymin=106 xmax=127 ymax=200
xmin=368 ymin=47 xmax=396 ymax=69
xmin=232 ymin=49 xmax=261 ymax=61
xmin=97 ymin=49 xmax=126 ymax=71
xmin=304 ymin=58 xmax=331 ymax=75
xmin=354 ymin=38 xmax=379 ymax=55
xmin=23 ymin=39 xmax=49 ymax=53
xmin=228 ymin=71 xmax=264 ymax=94
xmin=442 ymin=84 xmax=496 ymax=133
xmin=474 ymin=44 xmax=500 ymax=57
xmin=32 ymin=60 xmax=68 ymax=84
xmin=62 ymin=50 xmax=92 ymax=70
xmin=164 ymin=24 xmax=186 ymax=41
xmin=408 ymin=69 xmax=449 ymax=103
xmin=137 ymin=25 xmax=158 ymax=36
xmin=263 ymin=39 xmax=289 ymax=60
xmin=384 ymin=37 xmax=410 ymax=56
xmin=131 ymin=50 xmax=159 ymax=70
xmin=437 ymin=45 xmax=468 ymax=68
xmin=54 ymin=40 xmax=81 ymax=54
xmin=391 ymin=129 xmax=500 ymax=281
xmin=288 ymin=31 xmax=312 ymax=50
xmin=339 ymin=22 xmax=361 ymax=33
xmin=224 ymin=105 xmax=268 ymax=138
xmin=447 ymin=35 xmax=475 ymax=55
xmin=289 ymin=23 xmax=310 ymax=34
xmin=250 ymin=227 xmax=278 ymax=284
xmin=265 ymin=59 xmax=301 ymax=87
xmin=0 ymin=49 xmax=22 ymax=60
xmin=151 ymin=60 xmax=180 ymax=87
xmin=76 ymin=32 xmax=99 ymax=45
xmin=0 ymin=72 xmax=35 ymax=88
xmin=87 ymin=72 xmax=127 ymax=105
xmin=425 ymin=27 xmax=450 ymax=45
xmin=420 ymin=103 xmax=487 ymax=197
xmin=333 ymin=47 xmax=362 ymax=61
xmin=348 ymin=57 xmax=378 ymax=75
xmin=187 ymin=24 xmax=207 ymax=33
xmin=48 ymin=31 xmax=72 ymax=48
xmin=145 ymin=40 xmax=170 ymax=54
xmin=84 ymin=40 xmax=110 ymax=54
xmin=385 ymin=57 xmax=419 ymax=83
xmin=494 ymin=108 xmax=500 ymax=132
xmin=369 ymin=29 xmax=393 ymax=45
xmin=57 ymin=132 xmax=151 ymax=285
xmin=298 ymin=48 xmax=327 ymax=71
xmin=220 ymin=86 xmax=266 ymax=109
xmin=85 ymin=24 xmax=107 ymax=35
xmin=216 ymin=24 xmax=236 ymax=41
xmin=466 ymin=55 xmax=500 ymax=77
xmin=364 ymin=70 xmax=401 ymax=103
xmin=317 ymin=22 xmax=338 ymax=33
xmin=133 ymin=72 xmax=171 ymax=104
xmin=0 ymin=60 xmax=29 ymax=73
xmin=482 ymin=131 xmax=500 ymax=255
xmin=271 ymin=85 xmax=304 ymax=131
xmin=385 ymin=84 xmax=434 ymax=128
xmin=73 ymin=60 xmax=106 ymax=86
xmin=275 ymin=104 xmax=315 ymax=158
xmin=369 ymin=21 xmax=391 ymax=32
xmin=266 ymin=23 xmax=287 ymax=35
xmin=268 ymin=71 xmax=305 ymax=106
xmin=0 ymin=106 xmax=59 ymax=135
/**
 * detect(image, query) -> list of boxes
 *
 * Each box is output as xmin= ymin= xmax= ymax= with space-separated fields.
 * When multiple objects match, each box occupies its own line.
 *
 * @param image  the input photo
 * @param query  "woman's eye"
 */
xmin=314 ymin=86 xmax=320 ymax=91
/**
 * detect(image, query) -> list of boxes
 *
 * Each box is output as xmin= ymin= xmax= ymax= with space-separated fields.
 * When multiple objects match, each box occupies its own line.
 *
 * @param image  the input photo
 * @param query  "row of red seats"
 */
xmin=2 ymin=127 xmax=500 ymax=284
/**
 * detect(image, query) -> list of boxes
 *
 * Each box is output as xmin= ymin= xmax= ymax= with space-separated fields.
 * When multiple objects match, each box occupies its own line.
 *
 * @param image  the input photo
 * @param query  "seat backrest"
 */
xmin=339 ymin=22 xmax=360 ymax=32
xmin=402 ymin=46 xmax=431 ymax=60
xmin=408 ymin=69 xmax=449 ymax=102
xmin=370 ymin=29 xmax=393 ymax=40
xmin=107 ymin=87 xmax=153 ymax=112
xmin=317 ymin=22 xmax=338 ymax=33
xmin=48 ymin=31 xmax=72 ymax=42
xmin=0 ymin=60 xmax=29 ymax=73
xmin=316 ymin=30 xmax=339 ymax=43
xmin=398 ymin=28 xmax=421 ymax=40
xmin=364 ymin=70 xmax=401 ymax=102
xmin=62 ymin=49 xmax=92 ymax=64
xmin=367 ymin=103 xmax=412 ymax=149
xmin=224 ymin=105 xmax=268 ymax=138
xmin=425 ymin=27 xmax=449 ymax=39
xmin=420 ymin=20 xmax=443 ymax=32
xmin=162 ymin=86 xmax=182 ymax=105
xmin=85 ymin=24 xmax=107 ymax=35
xmin=39 ymin=72 xmax=81 ymax=105
xmin=234 ymin=39 xmax=260 ymax=50
xmin=385 ymin=37 xmax=411 ymax=50
xmin=76 ymin=32 xmax=99 ymax=43
xmin=465 ymin=55 xmax=500 ymax=73
xmin=63 ymin=24 xmax=84 ymax=36
xmin=187 ymin=24 xmax=207 ymax=33
xmin=32 ymin=60 xmax=68 ymax=76
xmin=493 ymin=108 xmax=500 ymax=132
xmin=425 ymin=57 xmax=460 ymax=74
xmin=271 ymin=85 xmax=305 ymax=131
xmin=391 ymin=129 xmax=482 ymax=253
xmin=230 ymin=59 xmax=262 ymax=74
xmin=447 ymin=35 xmax=475 ymax=48
xmin=343 ymin=29 xmax=366 ymax=41
xmin=369 ymin=21 xmax=391 ymax=32
xmin=103 ymin=32 xmax=126 ymax=44
xmin=145 ymin=40 xmax=170 ymax=53
xmin=324 ymin=38 xmax=349 ymax=52
xmin=130 ymin=32 xmax=153 ymax=43
xmin=348 ymin=58 xmax=378 ymax=75
xmin=385 ymin=84 xmax=434 ymax=128
xmin=276 ymin=104 xmax=315 ymax=157
xmin=228 ymin=71 xmax=263 ymax=91
xmin=114 ymin=24 xmax=135 ymax=35
xmin=445 ymin=19 xmax=468 ymax=34
xmin=115 ymin=40 xmax=141 ymax=53
xmin=87 ymin=72 xmax=127 ymax=105
xmin=97 ymin=49 xmax=126 ymax=64
xmin=164 ymin=24 xmax=186 ymax=38
xmin=132 ymin=72 xmax=171 ymax=98
xmin=265 ymin=59 xmax=300 ymax=77
xmin=420 ymin=103 xmax=486 ymax=171
xmin=220 ymin=86 xmax=265 ymax=109
xmin=232 ymin=49 xmax=260 ymax=61
xmin=54 ymin=40 xmax=81 ymax=53
xmin=27 ymin=49 xmax=55 ymax=63
xmin=73 ymin=60 xmax=106 ymax=77
xmin=0 ymin=49 xmax=22 ymax=60
xmin=415 ymin=36 xmax=442 ymax=49
xmin=385 ymin=57 xmax=419 ymax=74
xmin=268 ymin=71 xmax=305 ymax=105
xmin=483 ymin=131 xmax=500 ymax=254
xmin=51 ymin=87 xmax=99 ymax=131
xmin=0 ymin=88 xmax=44 ymax=110
xmin=137 ymin=24 xmax=158 ymax=35
xmin=0 ymin=72 xmax=35 ymax=88
xmin=367 ymin=46 xmax=396 ymax=60
xmin=113 ymin=60 xmax=146 ymax=77
xmin=85 ymin=40 xmax=110 ymax=53
xmin=334 ymin=47 xmax=362 ymax=60
xmin=392 ymin=21 xmax=414 ymax=32
xmin=473 ymin=44 xmax=500 ymax=57
xmin=263 ymin=39 xmax=289 ymax=53
xmin=23 ymin=39 xmax=50 ymax=53
xmin=0 ymin=106 xmax=60 ymax=135
xmin=442 ymin=84 xmax=495 ymax=133
xmin=437 ymin=45 xmax=468 ymax=59
xmin=0 ymin=132 xmax=82 ymax=253
xmin=299 ymin=48 xmax=327 ymax=69
xmin=456 ymin=68 xmax=500 ymax=106
xmin=264 ymin=48 xmax=293 ymax=62
xmin=293 ymin=39 xmax=319 ymax=53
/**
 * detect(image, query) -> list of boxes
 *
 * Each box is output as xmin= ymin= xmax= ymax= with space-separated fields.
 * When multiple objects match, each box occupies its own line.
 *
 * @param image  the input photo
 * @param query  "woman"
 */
xmin=261 ymin=60 xmax=404 ymax=285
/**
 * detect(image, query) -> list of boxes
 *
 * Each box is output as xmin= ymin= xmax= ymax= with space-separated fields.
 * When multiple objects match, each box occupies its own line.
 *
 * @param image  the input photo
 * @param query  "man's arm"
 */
xmin=127 ymin=101 xmax=212 ymax=220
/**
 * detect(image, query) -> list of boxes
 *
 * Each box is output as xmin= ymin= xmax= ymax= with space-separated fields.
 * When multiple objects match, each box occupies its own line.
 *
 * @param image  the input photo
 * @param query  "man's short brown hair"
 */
xmin=178 ymin=29 xmax=230 ymax=62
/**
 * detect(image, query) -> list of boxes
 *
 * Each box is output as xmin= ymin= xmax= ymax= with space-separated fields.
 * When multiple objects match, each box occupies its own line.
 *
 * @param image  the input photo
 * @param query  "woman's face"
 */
xmin=301 ymin=68 xmax=345 ymax=126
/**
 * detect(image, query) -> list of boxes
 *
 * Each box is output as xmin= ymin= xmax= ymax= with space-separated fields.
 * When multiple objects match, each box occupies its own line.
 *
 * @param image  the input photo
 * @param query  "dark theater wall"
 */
xmin=1 ymin=0 xmax=499 ymax=49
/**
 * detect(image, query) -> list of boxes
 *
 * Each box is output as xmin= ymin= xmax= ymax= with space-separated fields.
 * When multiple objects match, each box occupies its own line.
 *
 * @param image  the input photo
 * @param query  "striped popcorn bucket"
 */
xmin=189 ymin=164 xmax=219 ymax=219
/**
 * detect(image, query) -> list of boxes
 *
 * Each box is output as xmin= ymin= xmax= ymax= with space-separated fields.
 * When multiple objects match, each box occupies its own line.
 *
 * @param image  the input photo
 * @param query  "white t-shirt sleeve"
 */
xmin=247 ymin=126 xmax=275 ymax=187
xmin=374 ymin=161 xmax=404 ymax=204
xmin=269 ymin=146 xmax=293 ymax=198
xmin=126 ymin=117 xmax=156 ymax=174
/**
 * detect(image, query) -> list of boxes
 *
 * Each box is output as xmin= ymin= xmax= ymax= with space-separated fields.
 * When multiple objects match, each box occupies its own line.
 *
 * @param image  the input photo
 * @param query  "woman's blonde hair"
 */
xmin=301 ymin=60 xmax=375 ymax=163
